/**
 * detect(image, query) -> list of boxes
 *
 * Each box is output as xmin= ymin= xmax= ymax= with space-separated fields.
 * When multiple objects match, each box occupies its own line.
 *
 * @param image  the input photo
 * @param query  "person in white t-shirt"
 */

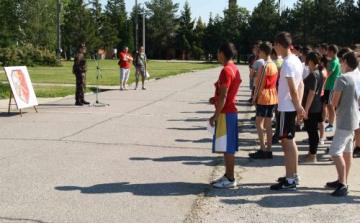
xmin=270 ymin=32 xmax=306 ymax=191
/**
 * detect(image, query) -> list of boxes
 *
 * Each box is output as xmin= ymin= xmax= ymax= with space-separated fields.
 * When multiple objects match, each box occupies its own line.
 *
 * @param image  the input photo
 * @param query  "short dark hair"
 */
xmin=254 ymin=40 xmax=263 ymax=46
xmin=218 ymin=42 xmax=236 ymax=60
xmin=275 ymin=32 xmax=292 ymax=49
xmin=337 ymin=47 xmax=352 ymax=58
xmin=343 ymin=52 xmax=359 ymax=70
xmin=301 ymin=46 xmax=311 ymax=56
xmin=328 ymin=45 xmax=339 ymax=54
xmin=320 ymin=43 xmax=328 ymax=50
xmin=306 ymin=51 xmax=321 ymax=67
xmin=271 ymin=48 xmax=277 ymax=56
xmin=259 ymin=41 xmax=272 ymax=56
xmin=294 ymin=45 xmax=302 ymax=51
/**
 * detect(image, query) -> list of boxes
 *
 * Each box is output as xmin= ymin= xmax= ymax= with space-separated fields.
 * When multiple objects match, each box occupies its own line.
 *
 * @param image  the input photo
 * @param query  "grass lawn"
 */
xmin=0 ymin=82 xmax=94 ymax=99
xmin=0 ymin=60 xmax=219 ymax=86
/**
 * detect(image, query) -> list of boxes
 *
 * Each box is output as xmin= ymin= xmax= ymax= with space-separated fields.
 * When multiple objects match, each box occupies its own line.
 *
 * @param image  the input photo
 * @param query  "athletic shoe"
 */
xmin=251 ymin=116 xmax=256 ymax=121
xmin=211 ymin=175 xmax=227 ymax=185
xmin=142 ymin=87 xmax=147 ymax=90
xmin=75 ymin=101 xmax=83 ymax=106
xmin=249 ymin=150 xmax=267 ymax=159
xmin=124 ymin=86 xmax=127 ymax=90
xmin=319 ymin=138 xmax=325 ymax=145
xmin=302 ymin=126 xmax=307 ymax=131
xmin=325 ymin=125 xmax=334 ymax=132
xmin=295 ymin=124 xmax=301 ymax=132
xmin=299 ymin=154 xmax=317 ymax=163
xmin=247 ymin=98 xmax=253 ymax=103
xmin=213 ymin=178 xmax=237 ymax=188
xmin=134 ymin=86 xmax=138 ymax=90
xmin=270 ymin=181 xmax=296 ymax=190
xmin=81 ymin=100 xmax=90 ymax=105
xmin=120 ymin=87 xmax=124 ymax=91
xmin=353 ymin=147 xmax=360 ymax=158
xmin=326 ymin=180 xmax=339 ymax=188
xmin=326 ymin=136 xmax=333 ymax=140
xmin=325 ymin=148 xmax=330 ymax=154
xmin=278 ymin=175 xmax=300 ymax=185
xmin=331 ymin=184 xmax=348 ymax=197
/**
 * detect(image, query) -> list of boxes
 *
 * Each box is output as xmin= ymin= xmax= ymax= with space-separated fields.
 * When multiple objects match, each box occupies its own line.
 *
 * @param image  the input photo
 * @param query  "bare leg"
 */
xmin=224 ymin=153 xmax=235 ymax=180
xmin=343 ymin=152 xmax=352 ymax=183
xmin=282 ymin=138 xmax=298 ymax=178
xmin=327 ymin=104 xmax=335 ymax=126
xmin=264 ymin=117 xmax=273 ymax=151
xmin=256 ymin=117 xmax=265 ymax=151
xmin=333 ymin=156 xmax=346 ymax=184
xmin=355 ymin=129 xmax=360 ymax=147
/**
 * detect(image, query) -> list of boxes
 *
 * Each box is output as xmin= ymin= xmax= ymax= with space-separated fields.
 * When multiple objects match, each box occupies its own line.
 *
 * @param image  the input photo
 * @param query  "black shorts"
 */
xmin=275 ymin=111 xmax=296 ymax=140
xmin=323 ymin=90 xmax=334 ymax=104
xmin=256 ymin=104 xmax=275 ymax=118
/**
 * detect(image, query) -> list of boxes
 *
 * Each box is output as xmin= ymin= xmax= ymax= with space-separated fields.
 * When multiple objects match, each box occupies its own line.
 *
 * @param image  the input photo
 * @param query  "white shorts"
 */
xmin=120 ymin=68 xmax=130 ymax=82
xmin=329 ymin=129 xmax=354 ymax=157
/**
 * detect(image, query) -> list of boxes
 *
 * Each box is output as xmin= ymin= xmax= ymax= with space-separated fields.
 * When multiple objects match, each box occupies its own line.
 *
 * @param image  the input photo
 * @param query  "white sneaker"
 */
xmin=213 ymin=178 xmax=237 ymax=188
xmin=319 ymin=138 xmax=325 ymax=145
xmin=134 ymin=86 xmax=138 ymax=90
xmin=211 ymin=175 xmax=227 ymax=185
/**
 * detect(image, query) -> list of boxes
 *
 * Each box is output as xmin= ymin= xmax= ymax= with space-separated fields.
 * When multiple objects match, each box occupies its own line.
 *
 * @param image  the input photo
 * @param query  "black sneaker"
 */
xmin=267 ymin=151 xmax=273 ymax=158
xmin=81 ymin=100 xmax=90 ymax=105
xmin=325 ymin=148 xmax=330 ymax=154
xmin=326 ymin=180 xmax=339 ymax=188
xmin=247 ymin=98 xmax=253 ymax=103
xmin=331 ymin=184 xmax=348 ymax=197
xmin=251 ymin=116 xmax=256 ymax=121
xmin=75 ymin=101 xmax=83 ymax=106
xmin=326 ymin=136 xmax=333 ymax=140
xmin=270 ymin=181 xmax=296 ymax=190
xmin=249 ymin=150 xmax=267 ymax=159
xmin=295 ymin=124 xmax=301 ymax=132
xmin=277 ymin=176 xmax=300 ymax=185
xmin=353 ymin=147 xmax=360 ymax=158
xmin=301 ymin=126 xmax=306 ymax=131
xmin=272 ymin=136 xmax=279 ymax=144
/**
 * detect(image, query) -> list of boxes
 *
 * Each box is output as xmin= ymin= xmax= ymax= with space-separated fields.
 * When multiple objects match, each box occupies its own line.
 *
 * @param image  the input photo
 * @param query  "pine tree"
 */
xmin=145 ymin=0 xmax=179 ymax=58
xmin=176 ymin=1 xmax=195 ymax=59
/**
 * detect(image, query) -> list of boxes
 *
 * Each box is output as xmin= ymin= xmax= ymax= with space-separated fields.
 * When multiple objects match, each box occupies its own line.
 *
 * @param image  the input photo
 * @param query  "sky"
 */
xmin=98 ymin=0 xmax=298 ymax=23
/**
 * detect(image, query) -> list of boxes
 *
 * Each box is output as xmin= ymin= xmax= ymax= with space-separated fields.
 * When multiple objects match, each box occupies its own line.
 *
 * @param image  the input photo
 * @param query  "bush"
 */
xmin=0 ymin=44 xmax=61 ymax=67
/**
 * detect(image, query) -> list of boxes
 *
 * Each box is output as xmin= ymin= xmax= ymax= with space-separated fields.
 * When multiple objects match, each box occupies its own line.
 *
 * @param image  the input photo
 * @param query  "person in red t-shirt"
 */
xmin=119 ymin=46 xmax=133 ymax=90
xmin=209 ymin=42 xmax=242 ymax=189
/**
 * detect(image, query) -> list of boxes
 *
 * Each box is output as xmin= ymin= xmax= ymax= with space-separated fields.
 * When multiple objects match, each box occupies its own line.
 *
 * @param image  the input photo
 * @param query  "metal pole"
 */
xmin=57 ymin=0 xmax=61 ymax=58
xmin=135 ymin=0 xmax=138 ymax=51
xmin=143 ymin=6 xmax=145 ymax=53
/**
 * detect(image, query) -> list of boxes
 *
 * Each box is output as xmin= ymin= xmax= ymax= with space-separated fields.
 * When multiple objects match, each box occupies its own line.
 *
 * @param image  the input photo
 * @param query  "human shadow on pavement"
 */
xmin=168 ymin=126 xmax=206 ymax=131
xmin=218 ymin=184 xmax=360 ymax=207
xmin=168 ymin=118 xmax=208 ymax=122
xmin=130 ymin=156 xmax=218 ymax=166
xmin=55 ymin=182 xmax=210 ymax=196
xmin=0 ymin=112 xmax=24 ymax=117
xmin=176 ymin=138 xmax=212 ymax=143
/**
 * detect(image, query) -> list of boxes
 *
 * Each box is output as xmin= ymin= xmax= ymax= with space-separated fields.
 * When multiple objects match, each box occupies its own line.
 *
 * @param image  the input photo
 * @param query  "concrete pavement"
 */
xmin=0 ymin=65 xmax=359 ymax=223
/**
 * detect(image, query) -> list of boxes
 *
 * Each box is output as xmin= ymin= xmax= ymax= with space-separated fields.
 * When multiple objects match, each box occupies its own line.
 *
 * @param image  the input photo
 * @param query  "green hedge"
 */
xmin=0 ymin=44 xmax=61 ymax=67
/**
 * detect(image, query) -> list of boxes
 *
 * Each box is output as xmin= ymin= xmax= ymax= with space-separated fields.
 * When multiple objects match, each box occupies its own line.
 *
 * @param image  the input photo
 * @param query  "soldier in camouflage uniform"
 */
xmin=73 ymin=43 xmax=90 ymax=106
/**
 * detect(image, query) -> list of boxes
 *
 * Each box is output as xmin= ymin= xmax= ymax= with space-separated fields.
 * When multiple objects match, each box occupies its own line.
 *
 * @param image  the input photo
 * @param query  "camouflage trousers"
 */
xmin=75 ymin=72 xmax=86 ymax=102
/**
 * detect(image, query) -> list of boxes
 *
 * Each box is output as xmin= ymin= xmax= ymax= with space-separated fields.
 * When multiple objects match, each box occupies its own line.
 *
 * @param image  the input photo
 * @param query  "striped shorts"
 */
xmin=212 ymin=113 xmax=239 ymax=154
xmin=275 ymin=111 xmax=296 ymax=140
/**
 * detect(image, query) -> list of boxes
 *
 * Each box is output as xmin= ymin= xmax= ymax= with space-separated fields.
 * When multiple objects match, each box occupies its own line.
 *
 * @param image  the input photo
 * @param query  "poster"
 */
xmin=4 ymin=66 xmax=38 ymax=109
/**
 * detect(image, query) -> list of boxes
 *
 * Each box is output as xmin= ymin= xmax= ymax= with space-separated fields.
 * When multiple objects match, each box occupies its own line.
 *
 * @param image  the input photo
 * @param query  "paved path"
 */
xmin=0 ymin=66 xmax=359 ymax=223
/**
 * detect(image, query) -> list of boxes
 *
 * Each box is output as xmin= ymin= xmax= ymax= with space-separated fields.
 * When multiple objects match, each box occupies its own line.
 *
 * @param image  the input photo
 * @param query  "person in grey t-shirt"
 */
xmin=134 ymin=46 xmax=147 ymax=90
xmin=327 ymin=52 xmax=359 ymax=197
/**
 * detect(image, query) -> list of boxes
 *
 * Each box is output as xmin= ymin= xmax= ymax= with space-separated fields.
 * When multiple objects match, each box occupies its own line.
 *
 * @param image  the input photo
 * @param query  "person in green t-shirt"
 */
xmin=323 ymin=45 xmax=341 ymax=132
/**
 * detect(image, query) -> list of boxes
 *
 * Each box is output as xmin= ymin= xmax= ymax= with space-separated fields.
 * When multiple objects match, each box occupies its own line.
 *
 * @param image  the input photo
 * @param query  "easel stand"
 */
xmin=91 ymin=54 xmax=109 ymax=107
xmin=8 ymin=92 xmax=38 ymax=117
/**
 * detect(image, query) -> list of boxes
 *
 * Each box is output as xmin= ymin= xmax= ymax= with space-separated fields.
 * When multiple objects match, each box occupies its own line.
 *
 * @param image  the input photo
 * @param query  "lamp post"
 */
xmin=56 ymin=0 xmax=62 ymax=58
xmin=135 ymin=0 xmax=138 ymax=51
xmin=142 ymin=5 xmax=145 ymax=53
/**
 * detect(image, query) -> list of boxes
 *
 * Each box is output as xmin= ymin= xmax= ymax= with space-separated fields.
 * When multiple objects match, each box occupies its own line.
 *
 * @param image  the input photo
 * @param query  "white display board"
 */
xmin=4 ymin=66 xmax=38 ymax=109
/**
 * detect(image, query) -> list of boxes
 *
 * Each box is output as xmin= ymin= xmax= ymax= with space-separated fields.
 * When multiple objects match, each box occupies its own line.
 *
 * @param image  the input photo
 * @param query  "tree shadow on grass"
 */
xmin=55 ymin=182 xmax=210 ymax=196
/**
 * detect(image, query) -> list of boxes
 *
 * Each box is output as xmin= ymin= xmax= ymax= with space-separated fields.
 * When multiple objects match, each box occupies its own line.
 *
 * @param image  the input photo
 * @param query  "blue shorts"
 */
xmin=256 ymin=104 xmax=275 ymax=118
xmin=212 ymin=113 xmax=238 ymax=154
